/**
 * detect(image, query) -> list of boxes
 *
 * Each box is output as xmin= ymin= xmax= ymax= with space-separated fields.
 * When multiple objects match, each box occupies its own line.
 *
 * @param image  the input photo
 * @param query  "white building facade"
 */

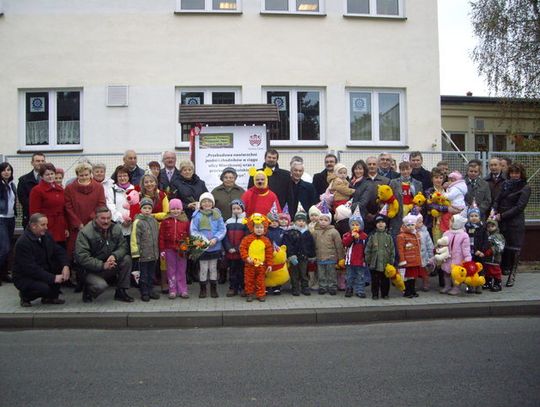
xmin=0 ymin=0 xmax=441 ymax=155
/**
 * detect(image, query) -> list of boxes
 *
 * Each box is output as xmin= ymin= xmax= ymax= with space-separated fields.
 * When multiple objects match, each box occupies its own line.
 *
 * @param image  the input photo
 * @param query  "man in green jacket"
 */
xmin=75 ymin=206 xmax=134 ymax=303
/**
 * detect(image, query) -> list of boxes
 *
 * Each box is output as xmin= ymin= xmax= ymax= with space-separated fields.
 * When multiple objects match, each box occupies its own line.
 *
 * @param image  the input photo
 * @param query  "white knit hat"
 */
xmin=199 ymin=192 xmax=215 ymax=206
xmin=451 ymin=214 xmax=467 ymax=230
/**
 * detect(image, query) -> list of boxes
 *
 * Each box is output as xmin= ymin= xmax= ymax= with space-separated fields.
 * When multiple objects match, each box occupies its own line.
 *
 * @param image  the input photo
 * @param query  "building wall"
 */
xmin=0 ymin=0 xmax=441 ymax=154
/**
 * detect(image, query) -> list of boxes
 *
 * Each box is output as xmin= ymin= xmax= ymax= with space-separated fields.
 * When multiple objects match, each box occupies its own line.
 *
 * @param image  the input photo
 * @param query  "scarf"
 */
xmin=198 ymin=208 xmax=220 ymax=230
xmin=117 ymin=182 xmax=131 ymax=190
xmin=350 ymin=176 xmax=364 ymax=187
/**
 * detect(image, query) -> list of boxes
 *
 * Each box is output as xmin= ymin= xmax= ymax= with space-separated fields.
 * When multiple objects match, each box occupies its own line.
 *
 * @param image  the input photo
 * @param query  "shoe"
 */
xmin=272 ymin=288 xmax=281 ymax=295
xmin=490 ymin=280 xmax=502 ymax=292
xmin=210 ymin=282 xmax=219 ymax=298
xmin=345 ymin=288 xmax=353 ymax=298
xmin=19 ymin=293 xmax=32 ymax=307
xmin=161 ymin=289 xmax=169 ymax=295
xmin=318 ymin=288 xmax=326 ymax=295
xmin=82 ymin=286 xmax=93 ymax=303
xmin=168 ymin=293 xmax=177 ymax=299
xmin=226 ymin=289 xmax=237 ymax=297
xmin=141 ymin=295 xmax=150 ymax=302
xmin=356 ymin=293 xmax=366 ymax=298
xmin=115 ymin=289 xmax=135 ymax=303
xmin=329 ymin=289 xmax=337 ymax=296
xmin=246 ymin=295 xmax=254 ymax=302
xmin=372 ymin=294 xmax=379 ymax=300
xmin=199 ymin=283 xmax=207 ymax=299
xmin=149 ymin=291 xmax=160 ymax=300
xmin=180 ymin=293 xmax=189 ymax=299
xmin=41 ymin=297 xmax=65 ymax=305
xmin=382 ymin=295 xmax=390 ymax=300
xmin=301 ymin=288 xmax=311 ymax=296
xmin=257 ymin=296 xmax=266 ymax=302
xmin=292 ymin=290 xmax=300 ymax=297
xmin=240 ymin=292 xmax=247 ymax=298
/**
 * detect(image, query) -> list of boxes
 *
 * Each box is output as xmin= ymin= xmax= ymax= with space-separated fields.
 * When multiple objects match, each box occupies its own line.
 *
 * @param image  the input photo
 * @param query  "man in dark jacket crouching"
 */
xmin=75 ymin=206 xmax=134 ymax=303
xmin=13 ymin=213 xmax=70 ymax=307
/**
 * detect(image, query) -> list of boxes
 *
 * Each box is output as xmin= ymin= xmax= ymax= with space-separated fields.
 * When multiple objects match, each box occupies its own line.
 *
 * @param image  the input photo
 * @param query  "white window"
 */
xmin=176 ymin=87 xmax=241 ymax=144
xmin=264 ymin=88 xmax=325 ymax=146
xmin=347 ymin=89 xmax=406 ymax=146
xmin=19 ymin=89 xmax=83 ymax=151
xmin=262 ymin=0 xmax=325 ymax=14
xmin=345 ymin=0 xmax=404 ymax=17
xmin=175 ymin=0 xmax=241 ymax=12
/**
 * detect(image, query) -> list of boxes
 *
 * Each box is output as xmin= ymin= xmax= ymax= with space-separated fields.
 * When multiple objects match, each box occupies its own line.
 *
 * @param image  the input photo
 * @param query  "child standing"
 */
xmin=159 ymin=199 xmax=190 ymax=299
xmin=312 ymin=209 xmax=345 ymax=295
xmin=283 ymin=209 xmax=316 ymax=296
xmin=484 ymin=219 xmax=505 ymax=292
xmin=278 ymin=204 xmax=291 ymax=232
xmin=223 ymin=199 xmax=248 ymax=297
xmin=342 ymin=211 xmax=369 ymax=298
xmin=190 ymin=192 xmax=226 ymax=299
xmin=307 ymin=205 xmax=321 ymax=290
xmin=239 ymin=213 xmax=274 ymax=302
xmin=365 ymin=214 xmax=394 ymax=299
xmin=416 ymin=214 xmax=434 ymax=292
xmin=465 ymin=204 xmax=489 ymax=294
xmin=131 ymin=197 xmax=160 ymax=302
xmin=440 ymin=214 xmax=471 ymax=295
xmin=396 ymin=213 xmax=423 ymax=298
xmin=266 ymin=205 xmax=285 ymax=295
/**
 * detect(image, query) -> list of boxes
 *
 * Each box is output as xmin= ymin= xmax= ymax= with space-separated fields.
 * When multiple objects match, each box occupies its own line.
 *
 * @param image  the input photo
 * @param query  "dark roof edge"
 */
xmin=441 ymin=95 xmax=540 ymax=105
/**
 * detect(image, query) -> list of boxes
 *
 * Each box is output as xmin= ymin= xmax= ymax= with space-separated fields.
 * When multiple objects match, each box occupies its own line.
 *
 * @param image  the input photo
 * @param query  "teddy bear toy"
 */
xmin=451 ymin=261 xmax=484 ymax=287
xmin=384 ymin=264 xmax=405 ymax=292
xmin=434 ymin=236 xmax=450 ymax=265
xmin=428 ymin=191 xmax=451 ymax=218
xmin=265 ymin=245 xmax=290 ymax=287
xmin=124 ymin=189 xmax=141 ymax=221
xmin=377 ymin=185 xmax=399 ymax=219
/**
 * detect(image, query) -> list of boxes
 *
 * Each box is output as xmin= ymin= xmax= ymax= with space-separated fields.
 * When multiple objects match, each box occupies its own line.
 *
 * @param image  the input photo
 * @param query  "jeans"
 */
xmin=346 ymin=265 xmax=367 ymax=294
xmin=139 ymin=260 xmax=157 ymax=296
xmin=0 ymin=217 xmax=15 ymax=272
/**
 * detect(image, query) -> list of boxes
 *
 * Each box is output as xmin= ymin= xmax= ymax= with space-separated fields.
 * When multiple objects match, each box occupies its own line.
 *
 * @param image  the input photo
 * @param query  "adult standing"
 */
xmin=492 ymin=163 xmax=531 ymax=287
xmin=365 ymin=156 xmax=389 ymax=186
xmin=13 ymin=213 xmax=70 ymax=307
xmin=17 ymin=152 xmax=46 ymax=229
xmin=289 ymin=156 xmax=313 ymax=183
xmin=464 ymin=162 xmax=491 ymax=219
xmin=248 ymin=149 xmax=290 ymax=208
xmin=29 ymin=163 xmax=68 ymax=246
xmin=350 ymin=160 xmax=378 ymax=233
xmin=484 ymin=157 xmax=506 ymax=204
xmin=158 ymin=151 xmax=182 ymax=199
xmin=123 ymin=150 xmax=145 ymax=187
xmin=92 ymin=163 xmax=114 ymax=191
xmin=75 ymin=207 xmax=134 ymax=303
xmin=105 ymin=165 xmax=134 ymax=242
xmin=285 ymin=162 xmax=317 ymax=220
xmin=0 ymin=162 xmax=17 ymax=284
xmin=175 ymin=160 xmax=208 ymax=220
xmin=312 ymin=153 xmax=337 ymax=196
xmin=65 ymin=162 xmax=106 ymax=263
xmin=410 ymin=151 xmax=433 ymax=190
xmin=242 ymin=170 xmax=281 ymax=217
xmin=211 ymin=167 xmax=245 ymax=221
xmin=377 ymin=152 xmax=400 ymax=180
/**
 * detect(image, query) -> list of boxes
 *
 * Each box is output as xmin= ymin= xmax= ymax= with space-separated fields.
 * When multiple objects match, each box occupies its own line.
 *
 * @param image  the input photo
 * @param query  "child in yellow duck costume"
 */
xmin=239 ymin=213 xmax=274 ymax=302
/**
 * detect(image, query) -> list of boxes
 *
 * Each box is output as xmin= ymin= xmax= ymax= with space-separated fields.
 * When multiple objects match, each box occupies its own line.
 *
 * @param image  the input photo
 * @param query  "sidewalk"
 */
xmin=1 ymin=273 xmax=539 ymax=329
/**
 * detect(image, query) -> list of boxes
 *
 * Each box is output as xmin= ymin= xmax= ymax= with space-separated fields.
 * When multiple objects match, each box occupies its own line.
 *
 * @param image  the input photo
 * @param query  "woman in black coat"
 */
xmin=492 ymin=163 xmax=531 ymax=287
xmin=174 ymin=160 xmax=208 ymax=220
xmin=350 ymin=160 xmax=378 ymax=233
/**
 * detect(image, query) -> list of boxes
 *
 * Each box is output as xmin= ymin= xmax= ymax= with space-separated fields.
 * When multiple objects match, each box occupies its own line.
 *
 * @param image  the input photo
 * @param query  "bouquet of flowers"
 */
xmin=176 ymin=237 xmax=190 ymax=258
xmin=188 ymin=235 xmax=210 ymax=261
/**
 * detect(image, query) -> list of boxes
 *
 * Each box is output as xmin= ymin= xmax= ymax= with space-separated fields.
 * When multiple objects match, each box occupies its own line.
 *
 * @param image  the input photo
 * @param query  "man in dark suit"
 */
xmin=410 ymin=151 xmax=433 ymax=190
xmin=248 ymin=149 xmax=290 ymax=209
xmin=158 ymin=150 xmax=182 ymax=199
xmin=485 ymin=157 xmax=506 ymax=204
xmin=17 ymin=152 xmax=46 ymax=229
xmin=312 ymin=153 xmax=338 ymax=196
xmin=285 ymin=162 xmax=318 ymax=219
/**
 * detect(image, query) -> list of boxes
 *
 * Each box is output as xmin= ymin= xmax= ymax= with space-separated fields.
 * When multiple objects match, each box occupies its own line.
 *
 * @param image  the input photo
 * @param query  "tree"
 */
xmin=470 ymin=0 xmax=540 ymax=99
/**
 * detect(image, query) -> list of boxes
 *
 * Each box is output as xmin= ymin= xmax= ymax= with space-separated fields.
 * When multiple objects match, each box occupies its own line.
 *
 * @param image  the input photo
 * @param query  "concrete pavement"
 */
xmin=1 ymin=273 xmax=539 ymax=329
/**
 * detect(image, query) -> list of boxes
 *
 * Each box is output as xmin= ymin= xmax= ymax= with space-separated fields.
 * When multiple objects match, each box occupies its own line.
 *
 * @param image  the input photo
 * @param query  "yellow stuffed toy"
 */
xmin=377 ymin=185 xmax=399 ymax=219
xmin=428 ymin=191 xmax=451 ymax=218
xmin=384 ymin=264 xmax=405 ymax=292
xmin=451 ymin=261 xmax=484 ymax=288
xmin=265 ymin=245 xmax=290 ymax=287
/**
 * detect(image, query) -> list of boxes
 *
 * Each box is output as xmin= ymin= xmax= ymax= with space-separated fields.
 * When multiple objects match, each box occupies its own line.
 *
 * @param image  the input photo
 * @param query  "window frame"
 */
xmin=343 ymin=0 xmax=405 ymax=18
xmin=19 ymin=88 xmax=84 ymax=152
xmin=261 ymin=0 xmax=326 ymax=15
xmin=263 ymin=87 xmax=326 ymax=147
xmin=175 ymin=86 xmax=242 ymax=147
xmin=175 ymin=0 xmax=242 ymax=13
xmin=346 ymin=88 xmax=406 ymax=147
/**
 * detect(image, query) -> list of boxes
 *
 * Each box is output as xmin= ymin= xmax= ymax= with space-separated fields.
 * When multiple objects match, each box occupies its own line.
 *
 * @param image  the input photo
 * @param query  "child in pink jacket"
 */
xmin=441 ymin=214 xmax=471 ymax=295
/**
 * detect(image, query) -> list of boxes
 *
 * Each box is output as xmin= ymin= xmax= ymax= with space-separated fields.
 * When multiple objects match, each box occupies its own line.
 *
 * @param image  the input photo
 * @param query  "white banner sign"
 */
xmin=195 ymin=125 xmax=267 ymax=191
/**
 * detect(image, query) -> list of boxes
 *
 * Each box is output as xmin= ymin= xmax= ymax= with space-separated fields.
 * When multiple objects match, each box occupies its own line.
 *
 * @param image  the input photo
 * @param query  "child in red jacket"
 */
xmin=342 ymin=210 xmax=369 ymax=298
xmin=159 ymin=199 xmax=190 ymax=299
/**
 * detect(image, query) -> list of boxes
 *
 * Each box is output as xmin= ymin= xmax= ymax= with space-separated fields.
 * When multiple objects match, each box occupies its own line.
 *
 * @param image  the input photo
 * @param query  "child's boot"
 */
xmin=440 ymin=275 xmax=452 ymax=294
xmin=210 ymin=281 xmax=219 ymax=298
xmin=483 ymin=276 xmax=493 ymax=290
xmin=490 ymin=278 xmax=502 ymax=292
xmin=199 ymin=282 xmax=207 ymax=298
xmin=448 ymin=283 xmax=460 ymax=296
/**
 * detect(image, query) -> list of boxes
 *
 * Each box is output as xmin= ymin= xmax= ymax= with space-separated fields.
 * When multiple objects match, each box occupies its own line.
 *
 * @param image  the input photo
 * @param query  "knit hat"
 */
xmin=349 ymin=206 xmax=364 ymax=229
xmin=486 ymin=218 xmax=499 ymax=229
xmin=140 ymin=197 xmax=154 ymax=209
xmin=230 ymin=199 xmax=245 ymax=211
xmin=451 ymin=214 xmax=468 ymax=230
xmin=448 ymin=171 xmax=463 ymax=181
xmin=402 ymin=213 xmax=418 ymax=226
xmin=374 ymin=214 xmax=389 ymax=226
xmin=267 ymin=202 xmax=279 ymax=221
xmin=199 ymin=192 xmax=215 ymax=206
xmin=467 ymin=200 xmax=481 ymax=218
xmin=220 ymin=167 xmax=237 ymax=181
xmin=308 ymin=205 xmax=321 ymax=217
xmin=169 ymin=198 xmax=183 ymax=211
xmin=333 ymin=163 xmax=347 ymax=175
xmin=294 ymin=211 xmax=308 ymax=222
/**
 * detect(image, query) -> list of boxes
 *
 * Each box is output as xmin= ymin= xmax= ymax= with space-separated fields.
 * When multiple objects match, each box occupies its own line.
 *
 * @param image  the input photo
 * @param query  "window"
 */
xmin=347 ymin=89 xmax=405 ymax=145
xmin=20 ymin=89 xmax=82 ymax=150
xmin=176 ymin=87 xmax=241 ymax=144
xmin=262 ymin=0 xmax=324 ymax=14
xmin=346 ymin=0 xmax=404 ymax=17
xmin=264 ymin=88 xmax=324 ymax=145
xmin=176 ymin=0 xmax=240 ymax=13
xmin=442 ymin=133 xmax=465 ymax=151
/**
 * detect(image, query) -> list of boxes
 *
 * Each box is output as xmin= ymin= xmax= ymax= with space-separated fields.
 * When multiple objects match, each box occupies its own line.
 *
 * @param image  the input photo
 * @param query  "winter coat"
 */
xmin=223 ymin=214 xmax=248 ymax=260
xmin=105 ymin=183 xmax=134 ymax=236
xmin=412 ymin=166 xmax=433 ymax=191
xmin=465 ymin=177 xmax=492 ymax=219
xmin=13 ymin=229 xmax=69 ymax=290
xmin=174 ymin=174 xmax=208 ymax=219
xmin=365 ymin=230 xmax=395 ymax=272
xmin=465 ymin=221 xmax=489 ymax=261
xmin=74 ymin=221 xmax=128 ymax=274
xmin=328 ymin=175 xmax=355 ymax=203
xmin=17 ymin=170 xmax=39 ymax=227
xmin=485 ymin=230 xmax=505 ymax=266
xmin=492 ymin=180 xmax=531 ymax=249
xmin=351 ymin=178 xmax=378 ymax=228
xmin=159 ymin=216 xmax=190 ymax=251
xmin=283 ymin=226 xmax=316 ymax=261
xmin=441 ymin=229 xmax=471 ymax=273
xmin=190 ymin=208 xmax=226 ymax=255
xmin=131 ymin=214 xmax=159 ymax=262
xmin=417 ymin=225 xmax=434 ymax=267
xmin=313 ymin=169 xmax=332 ymax=197
xmin=396 ymin=227 xmax=422 ymax=268
xmin=267 ymin=226 xmax=285 ymax=246
xmin=242 ymin=186 xmax=281 ymax=217
xmin=248 ymin=164 xmax=290 ymax=208
xmin=445 ymin=179 xmax=467 ymax=211
xmin=129 ymin=165 xmax=145 ymax=187
xmin=484 ymin=173 xmax=506 ymax=203
xmin=0 ymin=180 xmax=16 ymax=216
xmin=211 ymin=184 xmax=245 ymax=221
xmin=388 ymin=177 xmax=423 ymax=236
xmin=29 ymin=180 xmax=67 ymax=243
xmin=311 ymin=224 xmax=345 ymax=263
xmin=342 ymin=230 xmax=368 ymax=266
xmin=65 ymin=180 xmax=106 ymax=230
xmin=285 ymin=179 xmax=318 ymax=220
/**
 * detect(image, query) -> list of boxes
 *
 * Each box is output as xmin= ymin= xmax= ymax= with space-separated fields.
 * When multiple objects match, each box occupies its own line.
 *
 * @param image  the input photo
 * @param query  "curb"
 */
xmin=0 ymin=300 xmax=539 ymax=329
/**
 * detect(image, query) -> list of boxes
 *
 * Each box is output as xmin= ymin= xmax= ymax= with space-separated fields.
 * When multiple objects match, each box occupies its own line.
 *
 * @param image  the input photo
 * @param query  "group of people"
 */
xmin=0 ymin=148 xmax=530 ymax=306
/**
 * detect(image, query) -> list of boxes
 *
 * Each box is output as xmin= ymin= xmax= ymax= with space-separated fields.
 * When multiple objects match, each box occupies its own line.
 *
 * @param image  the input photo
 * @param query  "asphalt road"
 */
xmin=1 ymin=317 xmax=539 ymax=407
